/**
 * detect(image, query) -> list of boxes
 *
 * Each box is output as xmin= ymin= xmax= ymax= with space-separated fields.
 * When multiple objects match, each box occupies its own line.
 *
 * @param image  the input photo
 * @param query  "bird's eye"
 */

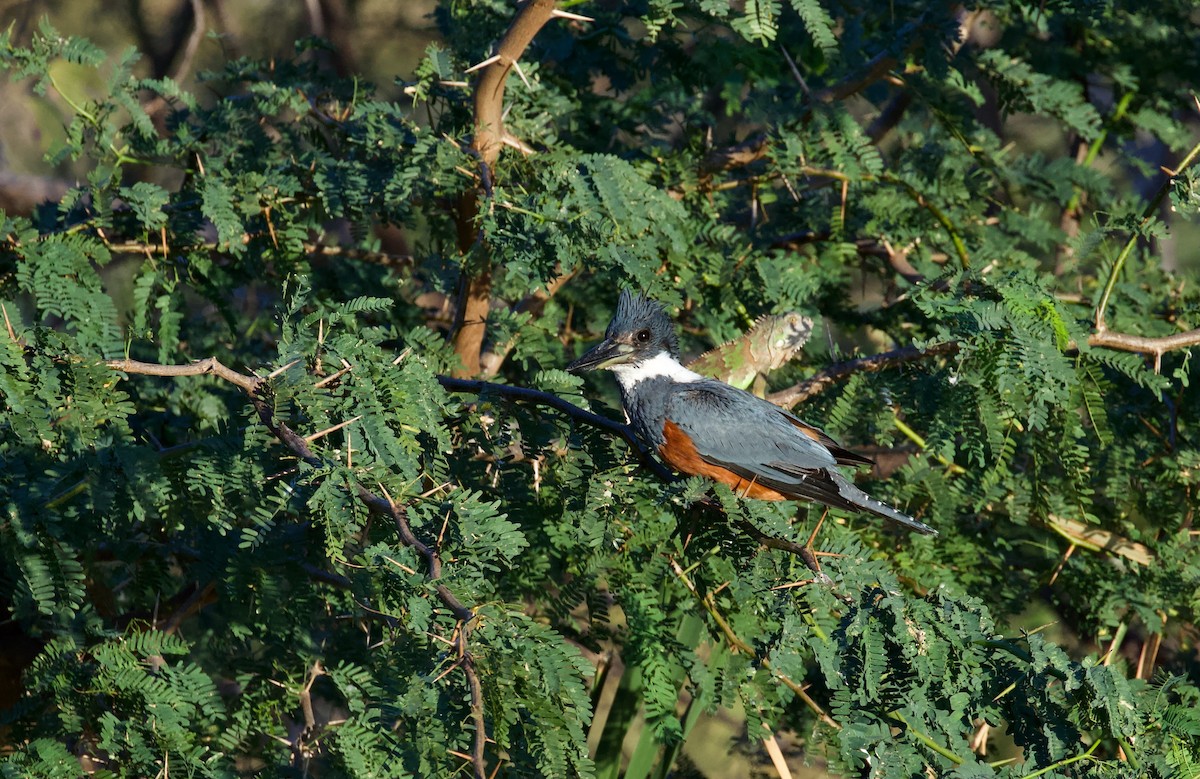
xmin=635 ymin=329 xmax=651 ymax=343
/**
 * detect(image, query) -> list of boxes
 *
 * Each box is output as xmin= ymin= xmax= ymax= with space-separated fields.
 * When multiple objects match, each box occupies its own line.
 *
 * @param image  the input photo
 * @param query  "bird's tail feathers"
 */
xmin=831 ymin=473 xmax=936 ymax=535
xmin=731 ymin=458 xmax=937 ymax=535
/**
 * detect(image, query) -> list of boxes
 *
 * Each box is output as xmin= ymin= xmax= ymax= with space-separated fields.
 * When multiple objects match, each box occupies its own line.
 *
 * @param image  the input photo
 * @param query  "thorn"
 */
xmin=304 ymin=415 xmax=363 ymax=443
xmin=267 ymin=358 xmax=303 ymax=379
xmin=551 ymin=8 xmax=594 ymax=22
xmin=771 ymin=578 xmax=820 ymax=590
xmin=380 ymin=554 xmax=417 ymax=576
xmin=511 ymin=60 xmax=532 ymax=89
xmin=501 ymin=133 xmax=536 ymax=155
xmin=418 ymin=482 xmax=453 ymax=499
xmin=465 ymin=54 xmax=501 ymax=74
xmin=314 ymin=364 xmax=352 ymax=388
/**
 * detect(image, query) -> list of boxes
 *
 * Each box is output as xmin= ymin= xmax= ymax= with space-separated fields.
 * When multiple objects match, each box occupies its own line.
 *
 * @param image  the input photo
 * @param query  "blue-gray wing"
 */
xmin=663 ymin=380 xmax=935 ymax=535
xmin=663 ymin=380 xmax=839 ymax=479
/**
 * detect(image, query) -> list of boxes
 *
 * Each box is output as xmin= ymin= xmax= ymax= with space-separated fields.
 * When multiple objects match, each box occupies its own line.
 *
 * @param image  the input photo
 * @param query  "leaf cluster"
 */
xmin=1 ymin=1 xmax=1199 ymax=777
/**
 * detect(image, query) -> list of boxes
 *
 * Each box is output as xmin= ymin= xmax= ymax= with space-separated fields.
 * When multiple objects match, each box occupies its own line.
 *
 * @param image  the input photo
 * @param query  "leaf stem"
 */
xmin=888 ymin=710 xmax=965 ymax=765
xmin=892 ymin=413 xmax=966 ymax=474
xmin=668 ymin=557 xmax=841 ymax=730
xmin=1094 ymin=130 xmax=1200 ymax=331
xmin=47 ymin=69 xmax=97 ymax=124
xmin=1018 ymin=738 xmax=1102 ymax=779
xmin=1065 ymin=91 xmax=1133 ymax=214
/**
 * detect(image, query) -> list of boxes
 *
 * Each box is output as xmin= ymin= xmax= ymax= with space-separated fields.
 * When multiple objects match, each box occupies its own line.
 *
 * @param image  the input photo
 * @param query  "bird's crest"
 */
xmin=610 ymin=290 xmax=678 ymax=354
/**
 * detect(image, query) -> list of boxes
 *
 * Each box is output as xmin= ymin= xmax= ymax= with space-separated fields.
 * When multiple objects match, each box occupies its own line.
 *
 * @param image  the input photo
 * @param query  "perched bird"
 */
xmin=567 ymin=291 xmax=935 ymax=535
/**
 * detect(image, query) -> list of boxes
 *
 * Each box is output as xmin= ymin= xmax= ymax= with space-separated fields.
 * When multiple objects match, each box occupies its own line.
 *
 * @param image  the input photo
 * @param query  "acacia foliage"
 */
xmin=1 ymin=1 xmax=1199 ymax=777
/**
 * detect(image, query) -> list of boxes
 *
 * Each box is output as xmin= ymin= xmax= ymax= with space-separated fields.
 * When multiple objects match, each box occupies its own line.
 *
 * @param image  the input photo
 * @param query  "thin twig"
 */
xmin=669 ymin=557 xmax=840 ymax=730
xmin=767 ymin=343 xmax=960 ymax=409
xmin=1094 ymin=130 xmax=1200 ymax=332
xmin=102 ymin=239 xmax=416 ymax=267
xmin=104 ymin=356 xmax=485 ymax=779
xmin=779 ymin=44 xmax=810 ymax=96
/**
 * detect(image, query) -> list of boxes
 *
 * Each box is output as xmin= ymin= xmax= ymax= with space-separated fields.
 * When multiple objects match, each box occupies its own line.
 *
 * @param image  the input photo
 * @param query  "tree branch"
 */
xmin=142 ymin=0 xmax=206 ymax=117
xmin=101 ymin=239 xmax=416 ymax=268
xmin=452 ymin=0 xmax=559 ymax=378
xmin=811 ymin=46 xmax=900 ymax=105
xmin=767 ymin=343 xmax=960 ymax=409
xmin=471 ymin=0 xmax=557 ymax=168
xmin=480 ymin=268 xmax=577 ymax=376
xmin=106 ymin=357 xmax=263 ymax=394
xmin=702 ymin=134 xmax=770 ymax=174
xmin=1087 ymin=327 xmax=1200 ymax=373
xmin=105 ymin=356 xmax=484 ymax=779
xmin=701 ymin=15 xmax=932 ymax=175
xmin=1094 ymin=129 xmax=1200 ymax=331
xmin=759 ymin=325 xmax=1196 ymax=411
xmin=437 ymin=376 xmax=675 ymax=481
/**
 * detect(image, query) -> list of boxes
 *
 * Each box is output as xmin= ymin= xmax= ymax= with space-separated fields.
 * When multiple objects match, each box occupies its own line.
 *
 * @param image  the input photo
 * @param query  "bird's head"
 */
xmin=566 ymin=290 xmax=679 ymax=373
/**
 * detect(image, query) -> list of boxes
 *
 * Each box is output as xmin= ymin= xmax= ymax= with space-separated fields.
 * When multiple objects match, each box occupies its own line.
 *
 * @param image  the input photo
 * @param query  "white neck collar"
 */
xmin=609 ymin=351 xmax=703 ymax=391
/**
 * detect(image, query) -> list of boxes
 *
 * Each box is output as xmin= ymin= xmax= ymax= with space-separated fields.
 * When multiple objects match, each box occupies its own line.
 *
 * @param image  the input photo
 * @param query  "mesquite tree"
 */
xmin=2 ymin=1 xmax=1199 ymax=777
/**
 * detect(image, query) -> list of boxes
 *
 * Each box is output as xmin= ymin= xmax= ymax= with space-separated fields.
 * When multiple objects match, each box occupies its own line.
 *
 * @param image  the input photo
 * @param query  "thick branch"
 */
xmin=106 ymin=357 xmax=263 ymax=394
xmin=1087 ymin=327 xmax=1200 ymax=372
xmin=140 ymin=0 xmax=206 ymax=117
xmin=472 ymin=0 xmax=557 ymax=168
xmin=452 ymin=0 xmax=558 ymax=378
xmin=767 ymin=343 xmax=960 ymax=409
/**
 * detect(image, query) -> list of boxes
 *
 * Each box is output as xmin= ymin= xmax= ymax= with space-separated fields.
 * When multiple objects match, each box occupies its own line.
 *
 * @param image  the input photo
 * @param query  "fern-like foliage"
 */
xmin=2 ymin=2 xmax=1199 ymax=777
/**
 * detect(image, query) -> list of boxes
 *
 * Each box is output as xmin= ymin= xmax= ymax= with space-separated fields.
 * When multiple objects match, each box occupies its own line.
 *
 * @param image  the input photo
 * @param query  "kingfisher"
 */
xmin=567 ymin=291 xmax=935 ymax=536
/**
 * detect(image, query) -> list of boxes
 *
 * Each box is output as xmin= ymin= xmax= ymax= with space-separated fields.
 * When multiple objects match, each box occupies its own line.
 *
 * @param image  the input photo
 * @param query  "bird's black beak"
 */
xmin=566 ymin=338 xmax=634 ymax=373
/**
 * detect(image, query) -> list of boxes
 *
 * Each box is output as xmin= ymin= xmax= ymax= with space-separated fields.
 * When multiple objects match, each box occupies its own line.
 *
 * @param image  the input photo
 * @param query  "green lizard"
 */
xmin=687 ymin=312 xmax=814 ymax=396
